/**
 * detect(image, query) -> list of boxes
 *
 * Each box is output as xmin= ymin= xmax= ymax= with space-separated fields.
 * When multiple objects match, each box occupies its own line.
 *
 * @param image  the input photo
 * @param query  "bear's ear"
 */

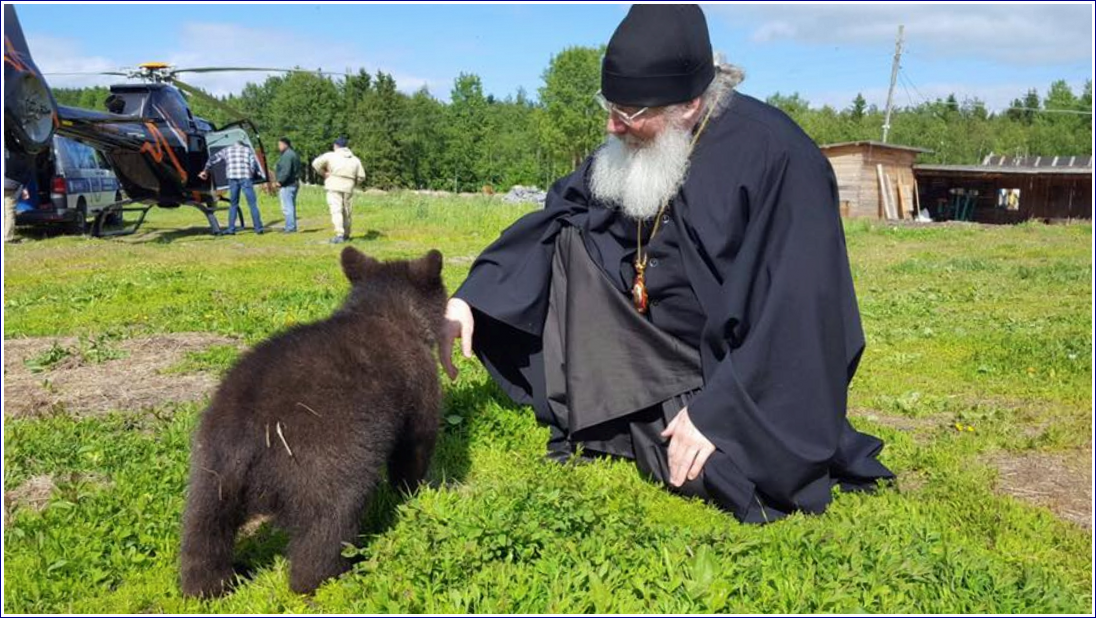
xmin=341 ymin=246 xmax=378 ymax=284
xmin=409 ymin=249 xmax=443 ymax=285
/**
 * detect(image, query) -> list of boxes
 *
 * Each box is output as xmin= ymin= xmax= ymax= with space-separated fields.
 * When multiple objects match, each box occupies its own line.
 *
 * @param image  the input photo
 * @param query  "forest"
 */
xmin=52 ymin=47 xmax=1094 ymax=193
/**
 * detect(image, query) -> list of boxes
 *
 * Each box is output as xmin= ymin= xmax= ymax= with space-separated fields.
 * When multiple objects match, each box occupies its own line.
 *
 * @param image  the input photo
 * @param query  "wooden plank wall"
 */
xmin=825 ymin=145 xmax=921 ymax=219
xmin=915 ymin=172 xmax=1092 ymax=222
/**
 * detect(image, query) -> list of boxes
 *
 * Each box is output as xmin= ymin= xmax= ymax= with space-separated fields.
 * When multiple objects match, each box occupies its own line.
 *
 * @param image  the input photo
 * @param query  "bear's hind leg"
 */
xmin=180 ymin=465 xmax=243 ymax=598
xmin=285 ymin=497 xmax=365 ymax=594
xmin=387 ymin=412 xmax=439 ymax=493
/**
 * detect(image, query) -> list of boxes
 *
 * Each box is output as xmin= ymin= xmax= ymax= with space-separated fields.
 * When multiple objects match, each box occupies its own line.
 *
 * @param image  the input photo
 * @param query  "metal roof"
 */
xmin=915 ymin=163 xmax=1092 ymax=176
xmin=819 ymin=140 xmax=933 ymax=154
xmin=979 ymin=154 xmax=1093 ymax=169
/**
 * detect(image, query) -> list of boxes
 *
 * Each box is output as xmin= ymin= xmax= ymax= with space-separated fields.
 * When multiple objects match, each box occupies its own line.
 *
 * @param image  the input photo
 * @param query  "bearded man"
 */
xmin=440 ymin=4 xmax=893 ymax=523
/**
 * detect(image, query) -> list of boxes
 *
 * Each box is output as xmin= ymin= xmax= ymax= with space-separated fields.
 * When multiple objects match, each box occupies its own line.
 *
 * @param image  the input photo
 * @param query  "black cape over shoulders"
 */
xmin=456 ymin=93 xmax=894 ymax=518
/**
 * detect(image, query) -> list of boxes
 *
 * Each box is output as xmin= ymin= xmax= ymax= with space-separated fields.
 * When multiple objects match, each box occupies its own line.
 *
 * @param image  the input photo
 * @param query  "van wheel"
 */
xmin=67 ymin=198 xmax=88 ymax=235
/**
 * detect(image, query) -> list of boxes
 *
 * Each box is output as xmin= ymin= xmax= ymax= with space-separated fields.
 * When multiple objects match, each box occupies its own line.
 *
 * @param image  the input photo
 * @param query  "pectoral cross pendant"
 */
xmin=632 ymin=262 xmax=649 ymax=314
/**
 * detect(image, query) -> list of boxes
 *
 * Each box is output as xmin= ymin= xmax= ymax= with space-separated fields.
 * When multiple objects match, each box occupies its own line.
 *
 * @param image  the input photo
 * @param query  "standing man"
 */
xmin=4 ymin=147 xmax=30 ymax=243
xmin=311 ymin=137 xmax=365 ymax=244
xmin=200 ymin=139 xmax=265 ymax=235
xmin=274 ymin=137 xmax=302 ymax=233
xmin=3 ymin=178 xmax=19 ymax=243
xmin=440 ymin=5 xmax=892 ymax=523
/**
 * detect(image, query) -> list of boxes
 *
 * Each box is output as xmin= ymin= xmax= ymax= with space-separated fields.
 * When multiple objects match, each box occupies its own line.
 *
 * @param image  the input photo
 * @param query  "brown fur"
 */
xmin=180 ymin=247 xmax=447 ymax=597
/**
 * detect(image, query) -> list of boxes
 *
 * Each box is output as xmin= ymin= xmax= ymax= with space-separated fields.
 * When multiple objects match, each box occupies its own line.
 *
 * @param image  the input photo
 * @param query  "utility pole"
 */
xmin=882 ymin=24 xmax=904 ymax=143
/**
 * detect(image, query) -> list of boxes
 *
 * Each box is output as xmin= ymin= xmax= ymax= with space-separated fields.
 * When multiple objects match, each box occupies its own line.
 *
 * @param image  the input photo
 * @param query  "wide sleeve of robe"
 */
xmin=682 ymin=119 xmax=893 ymax=514
xmin=452 ymin=161 xmax=592 ymax=405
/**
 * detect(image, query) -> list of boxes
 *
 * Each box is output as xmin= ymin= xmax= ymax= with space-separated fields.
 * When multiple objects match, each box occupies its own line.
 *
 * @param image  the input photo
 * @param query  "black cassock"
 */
xmin=455 ymin=94 xmax=894 ymax=523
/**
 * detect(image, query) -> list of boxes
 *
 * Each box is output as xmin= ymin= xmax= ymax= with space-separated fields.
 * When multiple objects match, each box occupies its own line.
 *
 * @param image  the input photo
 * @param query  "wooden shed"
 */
xmin=914 ymin=155 xmax=1092 ymax=223
xmin=820 ymin=141 xmax=931 ymax=219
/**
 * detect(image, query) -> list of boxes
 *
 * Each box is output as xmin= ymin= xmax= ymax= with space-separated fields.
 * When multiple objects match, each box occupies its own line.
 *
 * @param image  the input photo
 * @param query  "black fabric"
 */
xmin=602 ymin=4 xmax=715 ymax=107
xmin=540 ymin=227 xmax=791 ymax=523
xmin=544 ymin=226 xmax=702 ymax=436
xmin=455 ymin=93 xmax=895 ymax=521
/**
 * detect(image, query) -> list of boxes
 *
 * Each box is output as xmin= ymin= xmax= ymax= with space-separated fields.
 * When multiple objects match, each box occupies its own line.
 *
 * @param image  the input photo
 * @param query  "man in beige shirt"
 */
xmin=312 ymin=137 xmax=366 ymax=244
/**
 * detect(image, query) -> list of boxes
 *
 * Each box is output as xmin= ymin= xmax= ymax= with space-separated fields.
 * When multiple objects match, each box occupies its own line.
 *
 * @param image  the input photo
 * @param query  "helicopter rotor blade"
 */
xmin=169 ymin=77 xmax=251 ymax=124
xmin=173 ymin=66 xmax=352 ymax=77
xmin=43 ymin=71 xmax=129 ymax=77
xmin=173 ymin=66 xmax=291 ymax=74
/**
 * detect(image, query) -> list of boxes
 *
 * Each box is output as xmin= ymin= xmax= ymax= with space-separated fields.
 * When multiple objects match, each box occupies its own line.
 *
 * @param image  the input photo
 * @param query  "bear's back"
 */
xmin=197 ymin=310 xmax=438 ymax=462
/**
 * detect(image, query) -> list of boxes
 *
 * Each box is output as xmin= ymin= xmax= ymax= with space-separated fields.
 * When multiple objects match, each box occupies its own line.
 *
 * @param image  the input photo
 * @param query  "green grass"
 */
xmin=3 ymin=187 xmax=1091 ymax=613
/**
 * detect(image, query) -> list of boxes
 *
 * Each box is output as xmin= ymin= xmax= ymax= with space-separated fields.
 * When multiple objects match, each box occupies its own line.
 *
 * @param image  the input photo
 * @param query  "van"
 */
xmin=15 ymin=135 xmax=123 ymax=233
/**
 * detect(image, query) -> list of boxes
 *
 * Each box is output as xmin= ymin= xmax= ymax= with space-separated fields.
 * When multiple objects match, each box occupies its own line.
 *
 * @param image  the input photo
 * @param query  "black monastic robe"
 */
xmin=455 ymin=93 xmax=894 ymax=522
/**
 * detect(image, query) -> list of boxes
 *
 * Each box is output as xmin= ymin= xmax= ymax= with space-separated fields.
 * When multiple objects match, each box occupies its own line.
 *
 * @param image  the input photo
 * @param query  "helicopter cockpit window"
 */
xmin=105 ymin=91 xmax=148 ymax=117
xmin=153 ymin=89 xmax=192 ymax=128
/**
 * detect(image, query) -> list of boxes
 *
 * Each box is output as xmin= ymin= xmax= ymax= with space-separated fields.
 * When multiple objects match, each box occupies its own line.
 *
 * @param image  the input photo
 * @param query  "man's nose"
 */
xmin=607 ymin=114 xmax=629 ymax=135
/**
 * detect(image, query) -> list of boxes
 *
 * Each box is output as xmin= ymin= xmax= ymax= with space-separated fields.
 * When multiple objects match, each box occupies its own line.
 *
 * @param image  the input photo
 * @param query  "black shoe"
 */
xmin=543 ymin=447 xmax=597 ymax=466
xmin=329 ymin=236 xmax=345 ymax=244
xmin=544 ymin=448 xmax=572 ymax=465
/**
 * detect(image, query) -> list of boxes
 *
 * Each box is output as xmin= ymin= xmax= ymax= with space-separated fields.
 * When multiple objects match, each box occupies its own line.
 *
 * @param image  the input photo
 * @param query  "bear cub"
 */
xmin=180 ymin=247 xmax=447 ymax=597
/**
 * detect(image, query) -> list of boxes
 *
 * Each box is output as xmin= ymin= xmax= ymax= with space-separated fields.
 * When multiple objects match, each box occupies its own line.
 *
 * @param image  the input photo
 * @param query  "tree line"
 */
xmin=51 ymin=47 xmax=1092 ymax=192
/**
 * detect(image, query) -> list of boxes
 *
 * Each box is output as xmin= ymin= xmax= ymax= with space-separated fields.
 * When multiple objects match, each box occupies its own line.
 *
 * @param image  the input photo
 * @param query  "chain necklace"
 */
xmin=631 ymin=106 xmax=715 ymax=313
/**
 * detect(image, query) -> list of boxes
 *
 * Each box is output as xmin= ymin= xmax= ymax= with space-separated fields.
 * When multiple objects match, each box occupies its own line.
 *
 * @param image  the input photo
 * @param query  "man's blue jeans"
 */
xmin=227 ymin=178 xmax=262 ymax=233
xmin=279 ymin=184 xmax=299 ymax=232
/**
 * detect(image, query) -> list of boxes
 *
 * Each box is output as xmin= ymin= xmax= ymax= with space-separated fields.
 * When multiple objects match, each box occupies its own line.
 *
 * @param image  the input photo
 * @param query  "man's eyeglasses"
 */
xmin=595 ymin=91 xmax=649 ymax=127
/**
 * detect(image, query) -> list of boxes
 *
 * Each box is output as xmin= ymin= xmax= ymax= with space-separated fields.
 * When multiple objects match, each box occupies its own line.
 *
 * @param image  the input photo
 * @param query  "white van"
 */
xmin=15 ymin=135 xmax=122 ymax=233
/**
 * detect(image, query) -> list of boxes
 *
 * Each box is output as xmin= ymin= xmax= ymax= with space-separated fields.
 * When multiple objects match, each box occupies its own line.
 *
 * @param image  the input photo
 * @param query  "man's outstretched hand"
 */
xmin=661 ymin=407 xmax=715 ymax=487
xmin=439 ymin=297 xmax=474 ymax=381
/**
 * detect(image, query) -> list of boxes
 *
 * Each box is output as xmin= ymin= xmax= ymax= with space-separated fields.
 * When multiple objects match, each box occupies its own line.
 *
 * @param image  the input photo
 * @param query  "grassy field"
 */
xmin=3 ymin=186 xmax=1092 ymax=613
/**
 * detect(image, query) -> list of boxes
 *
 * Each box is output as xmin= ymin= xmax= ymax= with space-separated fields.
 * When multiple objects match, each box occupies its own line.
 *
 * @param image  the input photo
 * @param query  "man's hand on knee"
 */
xmin=661 ymin=407 xmax=715 ymax=487
xmin=439 ymin=297 xmax=474 ymax=381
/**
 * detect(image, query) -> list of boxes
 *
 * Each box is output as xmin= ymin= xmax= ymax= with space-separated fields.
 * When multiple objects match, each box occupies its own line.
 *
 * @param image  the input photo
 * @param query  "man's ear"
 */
xmin=341 ymin=246 xmax=378 ymax=284
xmin=409 ymin=249 xmax=444 ymax=285
xmin=680 ymin=96 xmax=704 ymax=123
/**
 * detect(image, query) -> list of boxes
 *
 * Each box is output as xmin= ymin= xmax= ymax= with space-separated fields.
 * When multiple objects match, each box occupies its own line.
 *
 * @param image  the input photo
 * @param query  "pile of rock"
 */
xmin=502 ymin=185 xmax=547 ymax=205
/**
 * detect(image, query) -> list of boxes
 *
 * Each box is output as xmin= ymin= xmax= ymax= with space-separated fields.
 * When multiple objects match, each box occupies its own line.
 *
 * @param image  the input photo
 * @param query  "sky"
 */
xmin=13 ymin=2 xmax=1095 ymax=113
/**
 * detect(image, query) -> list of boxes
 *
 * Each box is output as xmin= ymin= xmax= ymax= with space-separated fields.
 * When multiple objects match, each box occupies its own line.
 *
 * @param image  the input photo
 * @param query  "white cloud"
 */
xmin=26 ymin=22 xmax=443 ymax=97
xmin=710 ymin=3 xmax=1092 ymax=65
xmin=20 ymin=34 xmax=121 ymax=89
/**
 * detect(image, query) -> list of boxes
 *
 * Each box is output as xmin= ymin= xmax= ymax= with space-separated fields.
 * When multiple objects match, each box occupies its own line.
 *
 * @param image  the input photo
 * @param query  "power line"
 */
xmin=899 ymin=68 xmax=930 ymax=106
xmin=897 ymin=69 xmax=917 ymax=108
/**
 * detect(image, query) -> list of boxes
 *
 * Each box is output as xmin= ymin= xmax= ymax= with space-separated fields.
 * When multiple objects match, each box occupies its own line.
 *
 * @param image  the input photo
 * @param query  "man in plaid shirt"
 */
xmin=199 ymin=140 xmax=265 ymax=235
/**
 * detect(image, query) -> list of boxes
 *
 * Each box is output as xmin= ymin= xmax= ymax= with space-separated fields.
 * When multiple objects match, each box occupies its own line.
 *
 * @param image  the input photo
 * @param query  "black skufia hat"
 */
xmin=602 ymin=4 xmax=715 ymax=108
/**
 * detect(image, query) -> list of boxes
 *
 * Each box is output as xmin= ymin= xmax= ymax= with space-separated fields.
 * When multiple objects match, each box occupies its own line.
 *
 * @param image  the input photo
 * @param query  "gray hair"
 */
xmin=667 ymin=54 xmax=744 ymax=121
xmin=702 ymin=55 xmax=745 ymax=118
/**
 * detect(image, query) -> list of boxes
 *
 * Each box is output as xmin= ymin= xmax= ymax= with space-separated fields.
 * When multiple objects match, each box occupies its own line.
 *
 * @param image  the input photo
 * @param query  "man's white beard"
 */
xmin=589 ymin=123 xmax=693 ymax=221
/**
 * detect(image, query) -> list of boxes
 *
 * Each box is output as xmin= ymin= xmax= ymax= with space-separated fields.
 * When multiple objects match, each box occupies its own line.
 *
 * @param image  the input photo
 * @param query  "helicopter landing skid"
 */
xmin=195 ymin=202 xmax=225 ymax=236
xmin=89 ymin=199 xmax=153 ymax=238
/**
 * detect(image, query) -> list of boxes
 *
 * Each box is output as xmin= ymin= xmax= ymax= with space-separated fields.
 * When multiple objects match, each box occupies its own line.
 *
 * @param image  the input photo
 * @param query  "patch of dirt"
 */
xmin=4 ymin=472 xmax=113 ymax=525
xmin=3 ymin=475 xmax=57 ymax=519
xmin=851 ymin=409 xmax=944 ymax=441
xmin=988 ymin=448 xmax=1092 ymax=529
xmin=896 ymin=470 xmax=928 ymax=494
xmin=3 ymin=333 xmax=238 ymax=418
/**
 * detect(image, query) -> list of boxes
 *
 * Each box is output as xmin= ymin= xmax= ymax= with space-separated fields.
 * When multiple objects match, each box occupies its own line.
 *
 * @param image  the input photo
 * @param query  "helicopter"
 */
xmin=4 ymin=5 xmax=308 ymax=237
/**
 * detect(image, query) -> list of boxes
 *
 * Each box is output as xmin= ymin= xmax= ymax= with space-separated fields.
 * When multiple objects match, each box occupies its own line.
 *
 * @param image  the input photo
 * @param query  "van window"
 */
xmin=54 ymin=137 xmax=99 ymax=173
xmin=94 ymin=150 xmax=112 ymax=170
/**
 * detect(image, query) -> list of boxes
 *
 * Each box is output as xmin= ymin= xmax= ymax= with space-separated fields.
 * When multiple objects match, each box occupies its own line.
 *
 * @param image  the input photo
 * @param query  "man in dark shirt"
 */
xmin=439 ymin=4 xmax=892 ymax=523
xmin=274 ymin=137 xmax=302 ymax=233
